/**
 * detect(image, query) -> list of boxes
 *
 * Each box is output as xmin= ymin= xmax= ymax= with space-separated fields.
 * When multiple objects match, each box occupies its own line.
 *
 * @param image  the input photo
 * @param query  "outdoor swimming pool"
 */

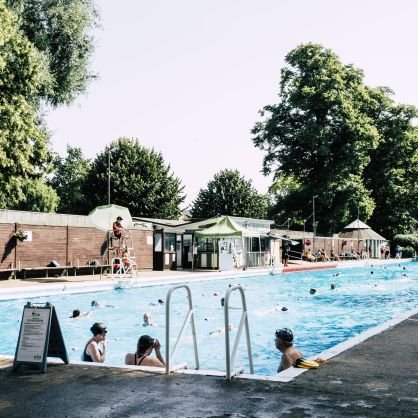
xmin=1 ymin=262 xmax=417 ymax=375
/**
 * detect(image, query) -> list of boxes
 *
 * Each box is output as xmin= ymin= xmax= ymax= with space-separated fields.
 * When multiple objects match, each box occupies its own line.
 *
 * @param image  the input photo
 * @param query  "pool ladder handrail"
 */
xmin=165 ymin=284 xmax=199 ymax=374
xmin=224 ymin=284 xmax=254 ymax=379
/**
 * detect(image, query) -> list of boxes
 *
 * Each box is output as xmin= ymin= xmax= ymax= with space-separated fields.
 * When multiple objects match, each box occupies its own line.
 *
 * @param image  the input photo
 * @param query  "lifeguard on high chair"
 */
xmin=112 ymin=216 xmax=129 ymax=248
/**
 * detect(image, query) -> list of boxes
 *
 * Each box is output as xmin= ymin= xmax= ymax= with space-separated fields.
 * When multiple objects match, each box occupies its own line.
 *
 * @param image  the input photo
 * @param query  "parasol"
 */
xmin=88 ymin=204 xmax=132 ymax=231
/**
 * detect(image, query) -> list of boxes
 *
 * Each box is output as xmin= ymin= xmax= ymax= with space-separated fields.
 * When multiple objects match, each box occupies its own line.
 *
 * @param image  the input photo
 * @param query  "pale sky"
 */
xmin=45 ymin=0 xmax=418 ymax=207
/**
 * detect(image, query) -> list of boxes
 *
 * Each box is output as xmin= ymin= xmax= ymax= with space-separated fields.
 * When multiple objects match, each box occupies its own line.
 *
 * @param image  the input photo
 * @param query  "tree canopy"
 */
xmin=84 ymin=138 xmax=185 ymax=219
xmin=0 ymin=0 xmax=98 ymax=211
xmin=48 ymin=145 xmax=91 ymax=214
xmin=191 ymin=169 xmax=269 ymax=219
xmin=252 ymin=43 xmax=418 ymax=238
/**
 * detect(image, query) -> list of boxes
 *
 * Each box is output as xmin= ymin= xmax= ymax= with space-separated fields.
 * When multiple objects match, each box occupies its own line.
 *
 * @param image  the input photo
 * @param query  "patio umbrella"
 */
xmin=88 ymin=204 xmax=132 ymax=231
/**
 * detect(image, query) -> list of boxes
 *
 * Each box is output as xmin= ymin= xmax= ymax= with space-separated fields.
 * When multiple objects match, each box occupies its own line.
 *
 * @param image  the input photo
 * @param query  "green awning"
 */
xmin=194 ymin=216 xmax=256 ymax=238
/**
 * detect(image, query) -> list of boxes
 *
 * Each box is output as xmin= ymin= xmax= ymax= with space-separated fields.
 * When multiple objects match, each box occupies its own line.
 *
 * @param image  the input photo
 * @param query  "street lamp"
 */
xmin=107 ymin=146 xmax=111 ymax=205
xmin=312 ymin=195 xmax=318 ymax=251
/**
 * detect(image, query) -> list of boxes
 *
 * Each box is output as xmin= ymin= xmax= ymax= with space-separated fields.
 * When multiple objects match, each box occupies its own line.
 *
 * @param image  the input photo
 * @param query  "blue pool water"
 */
xmin=1 ymin=262 xmax=417 ymax=375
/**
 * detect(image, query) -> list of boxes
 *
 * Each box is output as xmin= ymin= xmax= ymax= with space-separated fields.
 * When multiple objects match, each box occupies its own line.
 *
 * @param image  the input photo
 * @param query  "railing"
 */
xmin=165 ymin=284 xmax=199 ymax=374
xmin=224 ymin=284 xmax=254 ymax=379
xmin=288 ymin=249 xmax=303 ymax=261
xmin=246 ymin=251 xmax=270 ymax=268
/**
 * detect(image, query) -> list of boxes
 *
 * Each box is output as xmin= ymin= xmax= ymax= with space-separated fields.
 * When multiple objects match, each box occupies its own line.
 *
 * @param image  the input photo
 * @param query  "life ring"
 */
xmin=293 ymin=358 xmax=320 ymax=369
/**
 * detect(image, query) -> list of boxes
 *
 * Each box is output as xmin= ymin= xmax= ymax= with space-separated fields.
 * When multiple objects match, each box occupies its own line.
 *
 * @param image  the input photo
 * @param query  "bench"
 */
xmin=0 ymin=268 xmax=19 ymax=280
xmin=20 ymin=264 xmax=113 ymax=280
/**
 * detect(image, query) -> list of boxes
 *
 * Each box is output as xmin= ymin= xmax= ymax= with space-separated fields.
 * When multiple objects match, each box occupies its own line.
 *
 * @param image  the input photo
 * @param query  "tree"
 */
xmin=252 ymin=43 xmax=379 ymax=233
xmin=84 ymin=138 xmax=185 ymax=218
xmin=191 ymin=169 xmax=269 ymax=219
xmin=0 ymin=0 xmax=98 ymax=211
xmin=0 ymin=0 xmax=56 ymax=209
xmin=13 ymin=178 xmax=59 ymax=212
xmin=49 ymin=145 xmax=91 ymax=214
xmin=6 ymin=0 xmax=99 ymax=106
xmin=364 ymin=89 xmax=418 ymax=238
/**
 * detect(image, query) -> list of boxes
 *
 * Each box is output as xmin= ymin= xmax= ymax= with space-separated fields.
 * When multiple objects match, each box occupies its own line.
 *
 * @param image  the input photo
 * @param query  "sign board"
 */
xmin=13 ymin=302 xmax=69 ymax=373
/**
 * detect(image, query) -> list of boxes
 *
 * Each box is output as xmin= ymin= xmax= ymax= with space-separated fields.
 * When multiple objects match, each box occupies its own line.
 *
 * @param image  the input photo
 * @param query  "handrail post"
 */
xmin=224 ymin=285 xmax=254 ymax=379
xmin=165 ymin=284 xmax=199 ymax=374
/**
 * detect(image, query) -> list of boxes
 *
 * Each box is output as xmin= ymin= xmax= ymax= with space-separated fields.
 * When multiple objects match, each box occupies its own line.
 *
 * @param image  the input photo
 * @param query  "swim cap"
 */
xmin=90 ymin=322 xmax=107 ymax=335
xmin=275 ymin=328 xmax=293 ymax=342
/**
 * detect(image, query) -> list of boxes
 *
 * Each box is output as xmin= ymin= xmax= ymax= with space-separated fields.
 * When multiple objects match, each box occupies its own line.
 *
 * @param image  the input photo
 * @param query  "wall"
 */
xmin=0 ymin=223 xmax=153 ymax=275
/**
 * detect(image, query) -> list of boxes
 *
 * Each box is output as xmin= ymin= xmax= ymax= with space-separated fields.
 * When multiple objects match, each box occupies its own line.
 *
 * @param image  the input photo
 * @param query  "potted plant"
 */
xmin=14 ymin=230 xmax=28 ymax=242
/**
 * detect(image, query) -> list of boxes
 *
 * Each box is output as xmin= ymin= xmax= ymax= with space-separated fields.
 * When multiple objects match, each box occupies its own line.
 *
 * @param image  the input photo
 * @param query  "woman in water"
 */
xmin=82 ymin=322 xmax=107 ymax=363
xmin=125 ymin=335 xmax=165 ymax=367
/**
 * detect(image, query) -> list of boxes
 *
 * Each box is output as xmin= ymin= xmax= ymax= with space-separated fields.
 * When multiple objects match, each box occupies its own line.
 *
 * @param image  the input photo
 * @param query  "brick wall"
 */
xmin=0 ymin=223 xmax=153 ymax=272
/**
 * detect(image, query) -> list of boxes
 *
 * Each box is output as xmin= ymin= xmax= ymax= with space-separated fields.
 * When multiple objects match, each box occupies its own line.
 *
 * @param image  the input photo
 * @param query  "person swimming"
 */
xmin=69 ymin=309 xmax=91 ymax=319
xmin=143 ymin=312 xmax=157 ymax=327
xmin=91 ymin=300 xmax=116 ymax=308
xmin=209 ymin=324 xmax=233 ymax=336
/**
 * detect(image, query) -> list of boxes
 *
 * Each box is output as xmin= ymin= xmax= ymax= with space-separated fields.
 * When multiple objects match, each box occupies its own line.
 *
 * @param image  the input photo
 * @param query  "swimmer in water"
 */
xmin=69 ymin=309 xmax=91 ymax=319
xmin=210 ymin=324 xmax=233 ymax=336
xmin=143 ymin=312 xmax=157 ymax=327
xmin=91 ymin=300 xmax=115 ymax=308
xmin=254 ymin=304 xmax=288 ymax=317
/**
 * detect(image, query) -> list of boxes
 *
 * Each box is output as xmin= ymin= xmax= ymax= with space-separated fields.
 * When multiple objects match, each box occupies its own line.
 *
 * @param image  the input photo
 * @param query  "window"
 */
xmin=164 ymin=233 xmax=176 ymax=251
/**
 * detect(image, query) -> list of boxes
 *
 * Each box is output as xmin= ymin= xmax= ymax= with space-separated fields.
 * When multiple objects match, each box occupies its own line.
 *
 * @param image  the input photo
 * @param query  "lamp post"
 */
xmin=107 ymin=146 xmax=111 ymax=205
xmin=312 ymin=195 xmax=318 ymax=251
xmin=357 ymin=204 xmax=360 ymax=255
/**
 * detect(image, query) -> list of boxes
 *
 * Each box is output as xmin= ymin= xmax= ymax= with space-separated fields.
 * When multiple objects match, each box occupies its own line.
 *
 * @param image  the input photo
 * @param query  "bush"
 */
xmin=393 ymin=234 xmax=418 ymax=251
xmin=401 ymin=246 xmax=415 ymax=258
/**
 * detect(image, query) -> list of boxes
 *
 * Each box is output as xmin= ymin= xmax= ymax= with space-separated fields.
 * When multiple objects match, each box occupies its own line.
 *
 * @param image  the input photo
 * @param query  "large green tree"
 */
xmin=191 ymin=169 xmax=269 ymax=219
xmin=0 ymin=0 xmax=55 ymax=209
xmin=364 ymin=88 xmax=418 ymax=238
xmin=252 ymin=44 xmax=380 ymax=233
xmin=6 ymin=0 xmax=98 ymax=106
xmin=84 ymin=138 xmax=185 ymax=219
xmin=0 ymin=0 xmax=98 ymax=211
xmin=49 ymin=145 xmax=91 ymax=214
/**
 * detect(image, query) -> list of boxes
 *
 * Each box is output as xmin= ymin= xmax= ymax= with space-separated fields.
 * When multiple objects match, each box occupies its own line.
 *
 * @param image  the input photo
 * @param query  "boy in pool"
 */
xmin=275 ymin=328 xmax=302 ymax=372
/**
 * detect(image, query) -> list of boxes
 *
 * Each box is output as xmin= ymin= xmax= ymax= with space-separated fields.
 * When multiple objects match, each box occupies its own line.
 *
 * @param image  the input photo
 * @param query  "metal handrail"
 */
xmin=165 ymin=284 xmax=199 ymax=374
xmin=224 ymin=285 xmax=254 ymax=379
xmin=288 ymin=249 xmax=303 ymax=261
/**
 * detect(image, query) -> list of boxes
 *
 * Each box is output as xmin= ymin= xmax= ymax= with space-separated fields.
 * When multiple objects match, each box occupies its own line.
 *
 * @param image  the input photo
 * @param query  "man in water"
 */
xmin=275 ymin=328 xmax=302 ymax=372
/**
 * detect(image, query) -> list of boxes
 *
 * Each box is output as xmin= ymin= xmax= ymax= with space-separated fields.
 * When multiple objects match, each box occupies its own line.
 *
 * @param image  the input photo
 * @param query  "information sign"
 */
xmin=13 ymin=302 xmax=69 ymax=373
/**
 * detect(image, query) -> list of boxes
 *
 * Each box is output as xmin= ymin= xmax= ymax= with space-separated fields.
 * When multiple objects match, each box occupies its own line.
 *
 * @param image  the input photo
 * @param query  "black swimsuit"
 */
xmin=82 ymin=341 xmax=102 ymax=362
xmin=134 ymin=354 xmax=147 ymax=366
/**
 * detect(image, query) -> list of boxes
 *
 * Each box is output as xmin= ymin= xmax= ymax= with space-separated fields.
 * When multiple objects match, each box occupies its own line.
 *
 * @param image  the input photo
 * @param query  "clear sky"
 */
xmin=45 ymin=0 xmax=418 ymax=207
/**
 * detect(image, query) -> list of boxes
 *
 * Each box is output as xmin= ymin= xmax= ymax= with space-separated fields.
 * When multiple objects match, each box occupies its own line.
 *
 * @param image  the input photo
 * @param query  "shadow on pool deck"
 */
xmin=0 ymin=312 xmax=417 ymax=417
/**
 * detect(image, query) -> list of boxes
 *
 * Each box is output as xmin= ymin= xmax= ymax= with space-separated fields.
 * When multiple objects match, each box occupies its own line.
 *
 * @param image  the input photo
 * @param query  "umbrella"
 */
xmin=88 ymin=204 xmax=132 ymax=231
xmin=268 ymin=233 xmax=299 ymax=246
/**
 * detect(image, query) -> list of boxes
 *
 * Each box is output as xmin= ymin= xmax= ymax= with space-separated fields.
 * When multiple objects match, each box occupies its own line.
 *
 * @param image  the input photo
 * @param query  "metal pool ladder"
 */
xmin=224 ymin=284 xmax=254 ymax=379
xmin=165 ymin=284 xmax=199 ymax=374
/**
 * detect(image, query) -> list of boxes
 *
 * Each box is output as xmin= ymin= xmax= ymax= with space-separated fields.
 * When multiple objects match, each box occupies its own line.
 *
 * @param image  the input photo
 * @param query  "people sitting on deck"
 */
xmin=275 ymin=328 xmax=303 ymax=372
xmin=82 ymin=322 xmax=107 ymax=363
xmin=330 ymin=249 xmax=340 ymax=261
xmin=319 ymin=249 xmax=330 ymax=262
xmin=121 ymin=248 xmax=132 ymax=271
xmin=303 ymin=249 xmax=316 ymax=262
xmin=125 ymin=335 xmax=165 ymax=367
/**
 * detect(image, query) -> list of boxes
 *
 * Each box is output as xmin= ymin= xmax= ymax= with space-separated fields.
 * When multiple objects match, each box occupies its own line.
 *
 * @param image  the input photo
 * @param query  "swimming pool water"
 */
xmin=1 ymin=262 xmax=417 ymax=375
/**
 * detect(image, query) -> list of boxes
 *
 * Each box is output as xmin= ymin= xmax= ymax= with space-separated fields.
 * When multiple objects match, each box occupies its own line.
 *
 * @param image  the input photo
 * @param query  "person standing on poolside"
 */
xmin=275 ymin=328 xmax=302 ymax=372
xmin=281 ymin=243 xmax=290 ymax=267
xmin=82 ymin=322 xmax=107 ymax=363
